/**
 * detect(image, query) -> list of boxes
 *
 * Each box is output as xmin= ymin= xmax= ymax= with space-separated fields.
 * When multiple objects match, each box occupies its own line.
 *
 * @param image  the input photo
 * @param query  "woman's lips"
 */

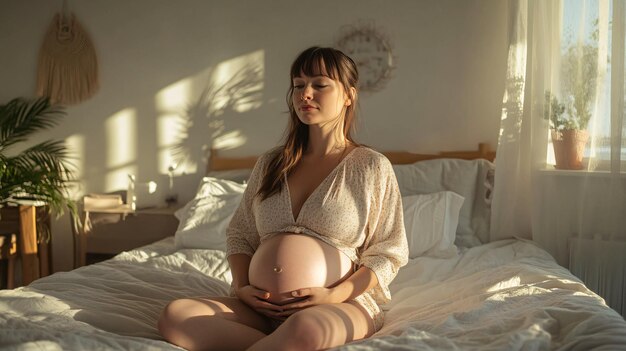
xmin=300 ymin=105 xmax=316 ymax=111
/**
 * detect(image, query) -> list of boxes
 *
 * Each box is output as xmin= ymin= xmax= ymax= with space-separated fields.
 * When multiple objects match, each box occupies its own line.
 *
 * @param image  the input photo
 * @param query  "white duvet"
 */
xmin=1 ymin=238 xmax=625 ymax=350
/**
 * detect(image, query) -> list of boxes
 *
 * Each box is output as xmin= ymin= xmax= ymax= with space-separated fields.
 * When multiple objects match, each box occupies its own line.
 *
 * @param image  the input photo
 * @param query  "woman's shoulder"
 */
xmin=352 ymin=146 xmax=393 ymax=171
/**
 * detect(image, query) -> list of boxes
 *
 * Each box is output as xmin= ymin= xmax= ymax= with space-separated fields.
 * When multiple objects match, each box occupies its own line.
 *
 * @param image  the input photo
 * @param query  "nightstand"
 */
xmin=73 ymin=206 xmax=180 ymax=267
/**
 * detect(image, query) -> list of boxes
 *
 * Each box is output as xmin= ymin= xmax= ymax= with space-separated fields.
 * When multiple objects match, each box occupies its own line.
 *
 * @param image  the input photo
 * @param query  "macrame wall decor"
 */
xmin=36 ymin=1 xmax=99 ymax=105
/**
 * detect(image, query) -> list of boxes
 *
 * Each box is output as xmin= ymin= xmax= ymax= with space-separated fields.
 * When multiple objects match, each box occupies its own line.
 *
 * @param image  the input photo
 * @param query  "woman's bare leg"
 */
xmin=247 ymin=302 xmax=374 ymax=351
xmin=158 ymin=296 xmax=271 ymax=351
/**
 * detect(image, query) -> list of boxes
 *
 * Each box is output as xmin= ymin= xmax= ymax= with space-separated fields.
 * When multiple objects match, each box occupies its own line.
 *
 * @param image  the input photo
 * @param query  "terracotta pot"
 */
xmin=551 ymin=129 xmax=589 ymax=170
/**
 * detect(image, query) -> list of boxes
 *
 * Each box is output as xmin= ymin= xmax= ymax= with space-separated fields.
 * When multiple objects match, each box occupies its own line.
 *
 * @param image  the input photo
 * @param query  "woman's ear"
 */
xmin=345 ymin=87 xmax=357 ymax=106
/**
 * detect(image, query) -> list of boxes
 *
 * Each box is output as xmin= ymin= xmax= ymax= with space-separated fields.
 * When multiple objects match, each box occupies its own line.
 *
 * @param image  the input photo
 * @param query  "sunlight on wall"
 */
xmin=157 ymin=114 xmax=187 ymax=174
xmin=65 ymin=134 xmax=85 ymax=197
xmin=213 ymin=130 xmax=247 ymax=150
xmin=156 ymin=77 xmax=192 ymax=112
xmin=156 ymin=76 xmax=197 ymax=175
xmin=105 ymin=108 xmax=138 ymax=191
xmin=106 ymin=108 xmax=137 ymax=167
xmin=105 ymin=166 xmax=138 ymax=193
xmin=155 ymin=77 xmax=190 ymax=174
xmin=155 ymin=78 xmax=191 ymax=175
xmin=65 ymin=134 xmax=85 ymax=179
xmin=155 ymin=49 xmax=265 ymax=175
xmin=212 ymin=50 xmax=264 ymax=114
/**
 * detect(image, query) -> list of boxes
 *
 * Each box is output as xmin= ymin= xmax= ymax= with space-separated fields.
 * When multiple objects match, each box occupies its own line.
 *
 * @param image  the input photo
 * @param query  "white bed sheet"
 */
xmin=0 ymin=238 xmax=230 ymax=350
xmin=342 ymin=239 xmax=626 ymax=350
xmin=1 ymin=237 xmax=625 ymax=350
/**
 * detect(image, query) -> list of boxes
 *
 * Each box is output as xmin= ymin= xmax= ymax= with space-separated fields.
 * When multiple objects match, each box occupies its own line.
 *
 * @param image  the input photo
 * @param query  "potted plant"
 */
xmin=544 ymin=91 xmax=590 ymax=170
xmin=544 ymin=41 xmax=598 ymax=170
xmin=0 ymin=97 xmax=78 ymax=239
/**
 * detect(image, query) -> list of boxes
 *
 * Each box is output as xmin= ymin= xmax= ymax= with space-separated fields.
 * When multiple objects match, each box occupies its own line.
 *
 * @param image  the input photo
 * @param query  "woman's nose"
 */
xmin=301 ymin=86 xmax=313 ymax=100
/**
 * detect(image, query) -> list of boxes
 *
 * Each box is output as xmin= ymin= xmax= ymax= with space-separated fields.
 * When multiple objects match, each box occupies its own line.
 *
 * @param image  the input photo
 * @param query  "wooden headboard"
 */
xmin=207 ymin=143 xmax=495 ymax=172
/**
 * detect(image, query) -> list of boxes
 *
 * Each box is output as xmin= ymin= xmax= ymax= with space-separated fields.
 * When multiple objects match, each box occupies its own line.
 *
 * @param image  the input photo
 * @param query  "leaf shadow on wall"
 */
xmin=170 ymin=63 xmax=264 ymax=174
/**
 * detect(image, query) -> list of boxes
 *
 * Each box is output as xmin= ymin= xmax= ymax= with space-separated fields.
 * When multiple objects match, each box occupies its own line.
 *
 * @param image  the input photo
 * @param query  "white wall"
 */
xmin=0 ymin=0 xmax=508 ymax=272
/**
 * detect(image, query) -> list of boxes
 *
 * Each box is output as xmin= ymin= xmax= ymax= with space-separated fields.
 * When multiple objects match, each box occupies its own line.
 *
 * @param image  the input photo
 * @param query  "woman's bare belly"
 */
xmin=248 ymin=233 xmax=354 ymax=305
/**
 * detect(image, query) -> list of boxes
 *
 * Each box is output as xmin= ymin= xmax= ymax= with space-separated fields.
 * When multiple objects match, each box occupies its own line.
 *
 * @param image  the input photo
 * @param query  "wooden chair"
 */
xmin=0 ymin=205 xmax=51 ymax=287
xmin=0 ymin=232 xmax=17 ymax=289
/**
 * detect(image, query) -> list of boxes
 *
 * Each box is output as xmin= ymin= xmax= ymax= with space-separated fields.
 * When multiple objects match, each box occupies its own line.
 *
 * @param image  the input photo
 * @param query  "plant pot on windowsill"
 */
xmin=551 ymin=129 xmax=589 ymax=170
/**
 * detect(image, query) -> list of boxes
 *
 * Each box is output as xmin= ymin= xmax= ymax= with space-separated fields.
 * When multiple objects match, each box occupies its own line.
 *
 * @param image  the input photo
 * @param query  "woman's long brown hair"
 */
xmin=257 ymin=46 xmax=360 ymax=201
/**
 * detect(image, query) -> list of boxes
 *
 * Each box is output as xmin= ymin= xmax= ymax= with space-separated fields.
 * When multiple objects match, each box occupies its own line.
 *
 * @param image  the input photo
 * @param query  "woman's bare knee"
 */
xmin=158 ymin=298 xmax=225 ymax=341
xmin=159 ymin=299 xmax=192 ymax=340
xmin=277 ymin=311 xmax=329 ymax=350
xmin=264 ymin=304 xmax=373 ymax=351
xmin=158 ymin=297 xmax=271 ymax=350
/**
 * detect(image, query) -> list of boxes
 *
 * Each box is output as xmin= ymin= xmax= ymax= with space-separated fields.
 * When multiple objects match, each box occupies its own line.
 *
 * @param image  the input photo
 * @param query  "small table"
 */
xmin=73 ymin=206 xmax=180 ymax=268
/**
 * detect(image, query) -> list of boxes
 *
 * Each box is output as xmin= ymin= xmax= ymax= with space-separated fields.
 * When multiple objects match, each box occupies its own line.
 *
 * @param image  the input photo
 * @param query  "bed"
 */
xmin=1 ymin=143 xmax=625 ymax=350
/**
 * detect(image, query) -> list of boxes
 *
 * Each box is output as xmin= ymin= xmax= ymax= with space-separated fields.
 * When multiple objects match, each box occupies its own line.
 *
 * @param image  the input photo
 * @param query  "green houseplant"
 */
xmin=0 ymin=97 xmax=78 ymax=240
xmin=544 ymin=41 xmax=598 ymax=170
xmin=544 ymin=91 xmax=591 ymax=170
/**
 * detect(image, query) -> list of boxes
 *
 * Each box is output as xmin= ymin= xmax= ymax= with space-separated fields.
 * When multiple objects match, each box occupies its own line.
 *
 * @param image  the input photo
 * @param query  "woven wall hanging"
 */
xmin=36 ymin=12 xmax=99 ymax=105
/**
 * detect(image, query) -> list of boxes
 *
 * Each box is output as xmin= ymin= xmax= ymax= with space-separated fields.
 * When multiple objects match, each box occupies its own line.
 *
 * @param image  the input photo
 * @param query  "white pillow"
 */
xmin=393 ymin=158 xmax=494 ymax=246
xmin=402 ymin=191 xmax=465 ymax=259
xmin=174 ymin=177 xmax=247 ymax=250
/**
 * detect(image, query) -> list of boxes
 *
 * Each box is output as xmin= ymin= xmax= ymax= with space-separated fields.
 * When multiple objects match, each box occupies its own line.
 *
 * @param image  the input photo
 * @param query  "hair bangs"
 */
xmin=290 ymin=47 xmax=340 ymax=80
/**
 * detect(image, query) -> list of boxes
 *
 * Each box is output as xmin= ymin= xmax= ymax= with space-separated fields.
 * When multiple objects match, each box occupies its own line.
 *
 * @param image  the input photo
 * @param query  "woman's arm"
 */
xmin=328 ymin=266 xmax=378 ymax=302
xmin=227 ymin=254 xmax=252 ymax=291
xmin=281 ymin=266 xmax=378 ymax=311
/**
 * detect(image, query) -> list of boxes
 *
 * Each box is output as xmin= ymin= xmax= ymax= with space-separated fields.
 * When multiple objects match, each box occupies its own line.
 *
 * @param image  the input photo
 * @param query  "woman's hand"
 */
xmin=274 ymin=287 xmax=341 ymax=317
xmin=234 ymin=285 xmax=284 ymax=319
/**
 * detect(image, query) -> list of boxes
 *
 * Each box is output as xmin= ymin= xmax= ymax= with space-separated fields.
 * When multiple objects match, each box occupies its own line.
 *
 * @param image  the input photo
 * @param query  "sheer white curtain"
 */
xmin=492 ymin=0 xmax=626 ymax=272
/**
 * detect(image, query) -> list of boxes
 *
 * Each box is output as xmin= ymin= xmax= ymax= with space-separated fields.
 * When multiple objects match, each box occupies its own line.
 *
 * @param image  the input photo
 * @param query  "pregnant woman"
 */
xmin=158 ymin=46 xmax=408 ymax=351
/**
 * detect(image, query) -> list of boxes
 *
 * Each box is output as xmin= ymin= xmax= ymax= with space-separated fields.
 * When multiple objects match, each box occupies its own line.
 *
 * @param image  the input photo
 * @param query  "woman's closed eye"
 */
xmin=293 ymin=84 xmax=327 ymax=89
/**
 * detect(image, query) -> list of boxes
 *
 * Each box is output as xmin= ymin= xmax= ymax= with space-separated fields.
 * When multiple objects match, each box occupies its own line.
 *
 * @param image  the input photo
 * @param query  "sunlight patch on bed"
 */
xmin=487 ymin=276 xmax=521 ymax=293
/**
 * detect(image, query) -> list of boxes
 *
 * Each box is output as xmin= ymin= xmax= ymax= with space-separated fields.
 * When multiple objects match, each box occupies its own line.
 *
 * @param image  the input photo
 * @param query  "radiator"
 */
xmin=569 ymin=238 xmax=626 ymax=319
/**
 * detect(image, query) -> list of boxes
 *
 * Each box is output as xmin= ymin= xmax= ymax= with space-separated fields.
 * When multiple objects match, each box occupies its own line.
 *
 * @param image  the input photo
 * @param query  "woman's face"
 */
xmin=292 ymin=73 xmax=351 ymax=127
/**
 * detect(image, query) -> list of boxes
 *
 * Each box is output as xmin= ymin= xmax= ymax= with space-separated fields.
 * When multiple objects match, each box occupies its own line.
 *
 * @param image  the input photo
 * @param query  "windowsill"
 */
xmin=538 ymin=167 xmax=626 ymax=178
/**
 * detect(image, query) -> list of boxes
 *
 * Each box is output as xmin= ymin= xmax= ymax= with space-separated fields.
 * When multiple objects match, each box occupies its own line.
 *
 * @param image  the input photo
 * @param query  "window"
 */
xmin=553 ymin=0 xmax=626 ymax=172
